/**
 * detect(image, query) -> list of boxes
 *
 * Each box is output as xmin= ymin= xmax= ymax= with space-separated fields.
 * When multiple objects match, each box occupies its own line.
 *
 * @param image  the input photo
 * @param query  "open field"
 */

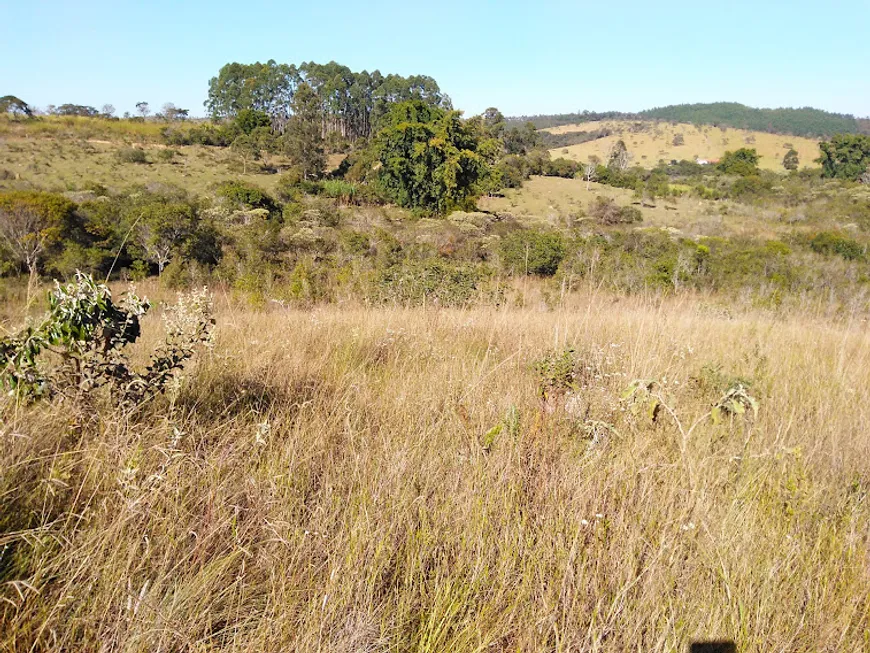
xmin=546 ymin=120 xmax=822 ymax=171
xmin=478 ymin=175 xmax=834 ymax=241
xmin=2 ymin=286 xmax=870 ymax=651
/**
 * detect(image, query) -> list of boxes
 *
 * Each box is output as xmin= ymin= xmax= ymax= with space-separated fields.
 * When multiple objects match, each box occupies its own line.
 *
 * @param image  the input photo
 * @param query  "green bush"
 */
xmin=215 ymin=180 xmax=278 ymax=214
xmin=116 ymin=148 xmax=147 ymax=164
xmin=809 ymin=232 xmax=865 ymax=260
xmin=499 ymin=230 xmax=566 ymax=276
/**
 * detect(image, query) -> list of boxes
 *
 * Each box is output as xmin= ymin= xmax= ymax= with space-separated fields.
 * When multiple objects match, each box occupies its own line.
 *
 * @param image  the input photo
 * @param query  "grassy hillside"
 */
xmin=546 ymin=120 xmax=822 ymax=171
xmin=0 ymin=117 xmax=294 ymax=196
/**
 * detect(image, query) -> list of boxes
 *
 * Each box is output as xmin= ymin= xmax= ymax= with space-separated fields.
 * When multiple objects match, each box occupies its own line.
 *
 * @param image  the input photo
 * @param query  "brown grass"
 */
xmin=547 ymin=120 xmax=821 ymax=172
xmin=478 ymin=175 xmax=784 ymax=240
xmin=2 ymin=284 xmax=869 ymax=651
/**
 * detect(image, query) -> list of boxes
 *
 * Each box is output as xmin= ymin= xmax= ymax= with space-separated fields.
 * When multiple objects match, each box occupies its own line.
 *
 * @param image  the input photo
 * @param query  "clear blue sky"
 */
xmin=3 ymin=0 xmax=869 ymax=118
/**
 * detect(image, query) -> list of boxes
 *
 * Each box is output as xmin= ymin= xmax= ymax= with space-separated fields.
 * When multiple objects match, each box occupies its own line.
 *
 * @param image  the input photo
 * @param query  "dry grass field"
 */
xmin=0 ymin=136 xmax=291 ymax=196
xmin=479 ymin=176 xmax=785 ymax=240
xmin=2 ymin=282 xmax=870 ymax=651
xmin=547 ymin=120 xmax=822 ymax=171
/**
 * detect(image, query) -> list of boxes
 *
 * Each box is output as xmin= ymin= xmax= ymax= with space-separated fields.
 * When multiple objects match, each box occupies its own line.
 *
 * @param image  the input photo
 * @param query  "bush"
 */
xmin=808 ymin=232 xmax=865 ymax=260
xmin=0 ymin=273 xmax=213 ymax=404
xmin=588 ymin=196 xmax=643 ymax=225
xmin=155 ymin=148 xmax=177 ymax=163
xmin=542 ymin=157 xmax=579 ymax=178
xmin=116 ymin=148 xmax=147 ymax=164
xmin=215 ymin=181 xmax=278 ymax=214
xmin=499 ymin=230 xmax=566 ymax=276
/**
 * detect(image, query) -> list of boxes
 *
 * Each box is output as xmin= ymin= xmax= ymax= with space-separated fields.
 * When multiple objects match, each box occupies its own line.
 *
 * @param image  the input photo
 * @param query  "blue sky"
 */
xmin=3 ymin=0 xmax=869 ymax=118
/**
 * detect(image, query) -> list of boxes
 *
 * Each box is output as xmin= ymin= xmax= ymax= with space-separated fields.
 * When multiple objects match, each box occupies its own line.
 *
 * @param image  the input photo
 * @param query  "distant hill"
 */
xmin=510 ymin=103 xmax=866 ymax=139
xmin=638 ymin=103 xmax=859 ymax=139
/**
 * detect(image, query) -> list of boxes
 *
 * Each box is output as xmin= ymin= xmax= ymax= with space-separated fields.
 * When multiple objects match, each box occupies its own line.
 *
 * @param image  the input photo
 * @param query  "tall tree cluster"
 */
xmin=205 ymin=60 xmax=450 ymax=140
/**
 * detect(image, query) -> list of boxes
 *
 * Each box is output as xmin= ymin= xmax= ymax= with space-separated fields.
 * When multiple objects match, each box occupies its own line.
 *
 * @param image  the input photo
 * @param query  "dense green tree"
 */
xmin=499 ymin=230 xmax=565 ymax=276
xmin=284 ymin=83 xmax=326 ymax=179
xmin=481 ymin=107 xmax=506 ymax=139
xmin=818 ymin=134 xmax=870 ymax=181
xmin=783 ymin=148 xmax=800 ymax=171
xmin=373 ymin=100 xmax=490 ymax=214
xmin=717 ymin=148 xmax=761 ymax=176
xmin=232 ymin=109 xmax=272 ymax=135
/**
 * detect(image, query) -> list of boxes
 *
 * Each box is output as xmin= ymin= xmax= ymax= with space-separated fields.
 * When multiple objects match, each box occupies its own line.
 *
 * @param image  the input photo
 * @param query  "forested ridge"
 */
xmin=512 ymin=102 xmax=868 ymax=139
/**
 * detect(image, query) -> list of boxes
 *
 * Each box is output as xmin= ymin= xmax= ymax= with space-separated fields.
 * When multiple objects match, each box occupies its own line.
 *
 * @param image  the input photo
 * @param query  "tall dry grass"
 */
xmin=1 ymin=289 xmax=869 ymax=651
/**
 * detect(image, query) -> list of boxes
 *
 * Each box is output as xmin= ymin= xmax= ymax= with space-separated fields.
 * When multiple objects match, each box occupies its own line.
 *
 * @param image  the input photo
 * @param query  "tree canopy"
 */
xmin=818 ymin=134 xmax=870 ymax=181
xmin=373 ymin=100 xmax=493 ymax=214
xmin=717 ymin=148 xmax=761 ymax=176
xmin=205 ymin=60 xmax=450 ymax=141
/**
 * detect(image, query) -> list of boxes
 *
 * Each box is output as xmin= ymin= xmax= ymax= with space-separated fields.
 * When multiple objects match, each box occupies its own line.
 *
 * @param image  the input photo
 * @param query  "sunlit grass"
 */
xmin=2 ymin=287 xmax=869 ymax=650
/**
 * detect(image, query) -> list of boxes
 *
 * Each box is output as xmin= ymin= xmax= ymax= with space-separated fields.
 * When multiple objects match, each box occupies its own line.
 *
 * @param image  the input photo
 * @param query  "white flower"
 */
xmin=580 ymin=519 xmax=590 ymax=526
xmin=255 ymin=421 xmax=270 ymax=445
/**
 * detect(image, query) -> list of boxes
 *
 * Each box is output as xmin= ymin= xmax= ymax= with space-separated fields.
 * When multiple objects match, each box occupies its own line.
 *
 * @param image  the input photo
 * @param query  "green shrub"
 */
xmin=215 ymin=180 xmax=277 ymax=214
xmin=809 ymin=232 xmax=865 ymax=260
xmin=499 ymin=230 xmax=566 ymax=276
xmin=116 ymin=148 xmax=147 ymax=164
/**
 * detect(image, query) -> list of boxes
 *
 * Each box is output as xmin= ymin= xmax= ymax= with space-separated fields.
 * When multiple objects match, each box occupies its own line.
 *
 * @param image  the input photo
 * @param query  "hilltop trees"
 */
xmin=205 ymin=60 xmax=450 ymax=142
xmin=373 ymin=100 xmax=493 ymax=214
xmin=283 ymin=83 xmax=326 ymax=179
xmin=818 ymin=134 xmax=870 ymax=181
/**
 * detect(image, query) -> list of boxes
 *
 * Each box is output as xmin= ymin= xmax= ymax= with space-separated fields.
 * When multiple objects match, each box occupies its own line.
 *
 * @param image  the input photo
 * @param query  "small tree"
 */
xmin=0 ymin=191 xmax=76 ymax=298
xmin=231 ymin=133 xmax=263 ymax=174
xmin=717 ymin=148 xmax=761 ymax=176
xmin=101 ymin=103 xmax=116 ymax=117
xmin=783 ymin=148 xmax=799 ymax=171
xmin=607 ymin=140 xmax=631 ymax=171
xmin=583 ymin=160 xmax=598 ymax=190
xmin=135 ymin=101 xmax=150 ymax=118
xmin=672 ymin=133 xmax=685 ymax=146
xmin=133 ymin=203 xmax=197 ymax=275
